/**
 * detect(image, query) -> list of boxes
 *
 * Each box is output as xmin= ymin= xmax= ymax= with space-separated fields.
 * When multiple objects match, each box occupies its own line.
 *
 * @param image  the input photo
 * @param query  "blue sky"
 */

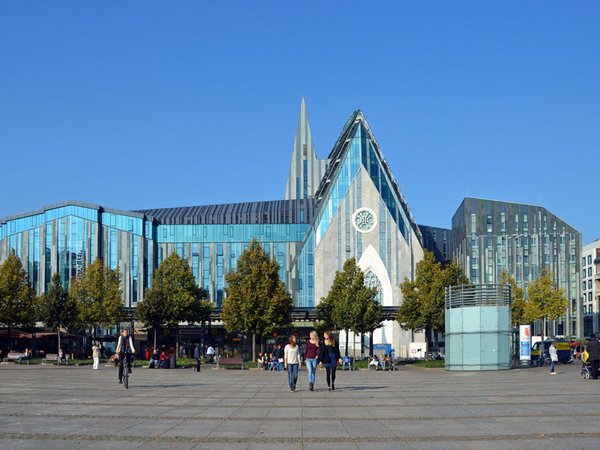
xmin=1 ymin=2 xmax=598 ymax=242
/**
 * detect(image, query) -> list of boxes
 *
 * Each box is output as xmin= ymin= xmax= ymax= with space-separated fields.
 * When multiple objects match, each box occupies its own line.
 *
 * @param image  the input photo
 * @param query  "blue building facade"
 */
xmin=0 ymin=101 xmax=426 ymax=354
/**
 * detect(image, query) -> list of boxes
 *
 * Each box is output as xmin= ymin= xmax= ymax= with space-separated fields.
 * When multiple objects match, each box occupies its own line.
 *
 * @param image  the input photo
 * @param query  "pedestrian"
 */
xmin=588 ymin=334 xmax=600 ymax=379
xmin=92 ymin=341 xmax=101 ymax=370
xmin=275 ymin=344 xmax=284 ymax=371
xmin=193 ymin=344 xmax=201 ymax=372
xmin=257 ymin=352 xmax=264 ymax=370
xmin=549 ymin=342 xmax=558 ymax=375
xmin=319 ymin=331 xmax=342 ymax=391
xmin=304 ymin=330 xmax=320 ymax=391
xmin=284 ymin=335 xmax=301 ymax=392
xmin=206 ymin=345 xmax=215 ymax=364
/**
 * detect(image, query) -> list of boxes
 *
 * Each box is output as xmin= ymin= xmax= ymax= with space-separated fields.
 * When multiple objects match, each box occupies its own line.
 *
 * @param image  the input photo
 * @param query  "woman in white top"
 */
xmin=92 ymin=341 xmax=101 ymax=370
xmin=284 ymin=335 xmax=301 ymax=392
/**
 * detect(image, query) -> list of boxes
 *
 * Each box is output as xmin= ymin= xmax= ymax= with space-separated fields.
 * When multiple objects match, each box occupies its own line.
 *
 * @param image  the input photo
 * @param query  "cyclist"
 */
xmin=115 ymin=329 xmax=135 ymax=384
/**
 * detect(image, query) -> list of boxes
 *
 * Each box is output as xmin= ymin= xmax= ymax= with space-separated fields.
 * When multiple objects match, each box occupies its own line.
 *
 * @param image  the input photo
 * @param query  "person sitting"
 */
xmin=18 ymin=348 xmax=31 ymax=364
xmin=148 ymin=349 xmax=160 ymax=368
xmin=268 ymin=353 xmax=277 ymax=371
xmin=384 ymin=354 xmax=395 ymax=371
xmin=343 ymin=354 xmax=352 ymax=371
xmin=369 ymin=355 xmax=379 ymax=370
xmin=257 ymin=353 xmax=264 ymax=370
xmin=158 ymin=351 xmax=169 ymax=369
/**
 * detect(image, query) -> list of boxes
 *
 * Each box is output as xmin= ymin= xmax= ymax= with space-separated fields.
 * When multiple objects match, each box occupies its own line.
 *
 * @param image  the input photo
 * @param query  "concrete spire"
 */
xmin=284 ymin=98 xmax=328 ymax=200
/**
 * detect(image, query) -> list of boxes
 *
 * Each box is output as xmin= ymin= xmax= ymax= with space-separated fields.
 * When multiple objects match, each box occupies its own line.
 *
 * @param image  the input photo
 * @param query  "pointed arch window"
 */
xmin=364 ymin=270 xmax=383 ymax=303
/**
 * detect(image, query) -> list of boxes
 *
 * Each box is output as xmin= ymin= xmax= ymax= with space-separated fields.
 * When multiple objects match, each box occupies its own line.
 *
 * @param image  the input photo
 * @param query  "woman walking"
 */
xmin=284 ymin=335 xmax=301 ymax=392
xmin=304 ymin=330 xmax=320 ymax=391
xmin=319 ymin=331 xmax=342 ymax=391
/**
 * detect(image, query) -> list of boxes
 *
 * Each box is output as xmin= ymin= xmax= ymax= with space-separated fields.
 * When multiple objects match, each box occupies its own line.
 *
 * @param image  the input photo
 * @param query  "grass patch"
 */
xmin=411 ymin=359 xmax=445 ymax=368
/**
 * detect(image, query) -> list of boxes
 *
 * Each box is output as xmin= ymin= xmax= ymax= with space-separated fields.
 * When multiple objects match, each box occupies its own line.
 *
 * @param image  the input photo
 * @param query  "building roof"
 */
xmin=313 ymin=111 xmax=422 ymax=242
xmin=135 ymin=198 xmax=315 ymax=225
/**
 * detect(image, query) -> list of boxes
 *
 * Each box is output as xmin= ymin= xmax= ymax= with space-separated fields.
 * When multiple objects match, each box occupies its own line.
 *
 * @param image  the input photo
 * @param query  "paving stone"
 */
xmin=0 ymin=363 xmax=597 ymax=448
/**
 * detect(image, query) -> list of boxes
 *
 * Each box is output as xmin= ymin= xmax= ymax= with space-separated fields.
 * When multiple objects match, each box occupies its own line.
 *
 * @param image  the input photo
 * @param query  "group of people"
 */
xmin=257 ymin=344 xmax=285 ymax=371
xmin=282 ymin=330 xmax=342 ymax=392
xmin=368 ymin=354 xmax=395 ymax=370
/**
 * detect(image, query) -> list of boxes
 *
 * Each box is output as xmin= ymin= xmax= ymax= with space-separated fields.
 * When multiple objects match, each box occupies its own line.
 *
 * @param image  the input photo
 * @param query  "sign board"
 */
xmin=373 ymin=344 xmax=392 ymax=355
xmin=519 ymin=325 xmax=531 ymax=362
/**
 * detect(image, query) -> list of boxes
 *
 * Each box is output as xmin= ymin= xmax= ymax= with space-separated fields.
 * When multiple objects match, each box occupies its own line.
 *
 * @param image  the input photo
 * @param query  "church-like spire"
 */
xmin=284 ymin=98 xmax=328 ymax=200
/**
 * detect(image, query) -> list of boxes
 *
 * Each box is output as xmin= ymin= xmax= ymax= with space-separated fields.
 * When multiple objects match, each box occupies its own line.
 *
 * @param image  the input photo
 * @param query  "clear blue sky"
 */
xmin=1 ymin=2 xmax=598 ymax=242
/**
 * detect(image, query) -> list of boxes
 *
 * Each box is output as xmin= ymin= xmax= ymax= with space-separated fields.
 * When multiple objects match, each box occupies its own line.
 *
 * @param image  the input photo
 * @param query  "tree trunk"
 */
xmin=153 ymin=327 xmax=157 ymax=350
xmin=7 ymin=325 xmax=12 ymax=352
xmin=369 ymin=331 xmax=373 ymax=358
xmin=424 ymin=327 xmax=431 ymax=360
xmin=542 ymin=317 xmax=546 ymax=365
xmin=200 ymin=321 xmax=205 ymax=355
xmin=344 ymin=329 xmax=349 ymax=357
xmin=176 ymin=326 xmax=179 ymax=363
xmin=251 ymin=332 xmax=256 ymax=363
xmin=57 ymin=326 xmax=61 ymax=356
xmin=260 ymin=337 xmax=264 ymax=354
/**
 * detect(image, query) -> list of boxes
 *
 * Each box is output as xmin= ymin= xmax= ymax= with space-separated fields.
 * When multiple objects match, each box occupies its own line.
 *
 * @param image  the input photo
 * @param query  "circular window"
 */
xmin=352 ymin=207 xmax=377 ymax=233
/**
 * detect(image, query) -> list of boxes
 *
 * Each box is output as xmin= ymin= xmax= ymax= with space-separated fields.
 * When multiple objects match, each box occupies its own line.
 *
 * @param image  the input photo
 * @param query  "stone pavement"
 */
xmin=0 ymin=362 xmax=598 ymax=449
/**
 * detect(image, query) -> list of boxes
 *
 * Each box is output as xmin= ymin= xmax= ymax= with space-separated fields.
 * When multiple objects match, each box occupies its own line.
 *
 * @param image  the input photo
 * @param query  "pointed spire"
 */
xmin=284 ymin=98 xmax=328 ymax=200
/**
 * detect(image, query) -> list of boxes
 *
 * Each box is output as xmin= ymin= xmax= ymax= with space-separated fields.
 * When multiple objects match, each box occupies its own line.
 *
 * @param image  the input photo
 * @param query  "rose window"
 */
xmin=352 ymin=208 xmax=377 ymax=233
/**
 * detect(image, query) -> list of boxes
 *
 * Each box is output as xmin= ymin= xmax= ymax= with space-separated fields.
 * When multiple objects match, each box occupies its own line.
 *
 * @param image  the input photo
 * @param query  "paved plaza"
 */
xmin=0 ymin=362 xmax=598 ymax=449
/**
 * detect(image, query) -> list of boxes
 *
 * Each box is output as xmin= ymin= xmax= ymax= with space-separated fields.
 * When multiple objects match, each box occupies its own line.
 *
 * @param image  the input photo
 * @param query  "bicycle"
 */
xmin=118 ymin=353 xmax=132 ymax=389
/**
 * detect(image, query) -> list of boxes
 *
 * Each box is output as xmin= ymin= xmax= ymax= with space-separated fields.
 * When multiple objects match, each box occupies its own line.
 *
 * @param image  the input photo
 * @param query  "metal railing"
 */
xmin=445 ymin=284 xmax=511 ymax=309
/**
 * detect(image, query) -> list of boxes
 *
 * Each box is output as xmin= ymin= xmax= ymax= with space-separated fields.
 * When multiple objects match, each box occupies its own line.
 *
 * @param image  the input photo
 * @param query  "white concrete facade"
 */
xmin=582 ymin=239 xmax=600 ymax=336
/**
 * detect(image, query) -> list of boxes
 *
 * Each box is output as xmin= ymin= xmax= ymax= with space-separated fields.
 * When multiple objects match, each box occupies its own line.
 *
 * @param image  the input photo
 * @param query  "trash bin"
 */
xmin=170 ymin=355 xmax=176 ymax=369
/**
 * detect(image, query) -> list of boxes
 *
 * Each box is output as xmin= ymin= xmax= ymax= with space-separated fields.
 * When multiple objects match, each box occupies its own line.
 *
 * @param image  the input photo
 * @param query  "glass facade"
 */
xmin=0 ymin=201 xmax=310 ymax=308
xmin=452 ymin=198 xmax=582 ymax=337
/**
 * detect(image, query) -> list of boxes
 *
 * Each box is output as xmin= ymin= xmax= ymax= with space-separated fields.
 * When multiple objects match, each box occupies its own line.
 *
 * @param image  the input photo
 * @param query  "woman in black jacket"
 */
xmin=319 ymin=331 xmax=342 ymax=391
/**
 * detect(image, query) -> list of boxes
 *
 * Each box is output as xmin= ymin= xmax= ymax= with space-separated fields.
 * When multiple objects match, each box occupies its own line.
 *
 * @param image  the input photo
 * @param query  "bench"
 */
xmin=42 ymin=353 xmax=59 ymax=365
xmin=5 ymin=352 xmax=30 ymax=364
xmin=216 ymin=357 xmax=244 ymax=370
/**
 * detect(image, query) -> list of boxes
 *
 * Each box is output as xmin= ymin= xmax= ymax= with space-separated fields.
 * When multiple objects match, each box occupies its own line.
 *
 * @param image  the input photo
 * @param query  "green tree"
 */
xmin=0 ymin=251 xmax=36 ymax=351
xmin=136 ymin=253 xmax=212 ymax=348
xmin=38 ymin=273 xmax=79 ymax=355
xmin=397 ymin=252 xmax=468 ymax=350
xmin=222 ymin=239 xmax=293 ymax=362
xmin=70 ymin=259 xmax=124 ymax=333
xmin=318 ymin=258 xmax=382 ymax=355
xmin=499 ymin=271 xmax=525 ymax=326
xmin=522 ymin=270 xmax=568 ymax=342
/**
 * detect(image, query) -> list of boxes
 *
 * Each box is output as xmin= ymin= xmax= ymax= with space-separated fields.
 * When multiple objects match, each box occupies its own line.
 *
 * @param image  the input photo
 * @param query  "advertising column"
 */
xmin=519 ymin=325 xmax=531 ymax=365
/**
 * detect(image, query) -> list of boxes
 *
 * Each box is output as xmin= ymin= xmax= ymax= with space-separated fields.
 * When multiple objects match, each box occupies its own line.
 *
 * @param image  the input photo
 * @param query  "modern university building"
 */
xmin=0 ymin=100 xmax=425 ymax=356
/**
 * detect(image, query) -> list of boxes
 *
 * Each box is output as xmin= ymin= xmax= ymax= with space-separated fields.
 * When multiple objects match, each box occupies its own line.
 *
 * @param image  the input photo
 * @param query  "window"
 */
xmin=589 ymin=267 xmax=593 ymax=277
xmin=589 ymin=255 xmax=593 ymax=265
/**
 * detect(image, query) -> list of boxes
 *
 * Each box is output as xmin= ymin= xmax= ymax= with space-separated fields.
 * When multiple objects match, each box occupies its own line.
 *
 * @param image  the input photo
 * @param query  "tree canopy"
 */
xmin=136 ymin=253 xmax=213 ymax=347
xmin=317 ymin=258 xmax=383 ymax=354
xmin=38 ymin=272 xmax=79 ymax=331
xmin=70 ymin=258 xmax=124 ymax=330
xmin=522 ymin=270 xmax=568 ymax=327
xmin=397 ymin=251 xmax=469 ymax=338
xmin=221 ymin=239 xmax=293 ymax=360
xmin=0 ymin=251 xmax=36 ymax=350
